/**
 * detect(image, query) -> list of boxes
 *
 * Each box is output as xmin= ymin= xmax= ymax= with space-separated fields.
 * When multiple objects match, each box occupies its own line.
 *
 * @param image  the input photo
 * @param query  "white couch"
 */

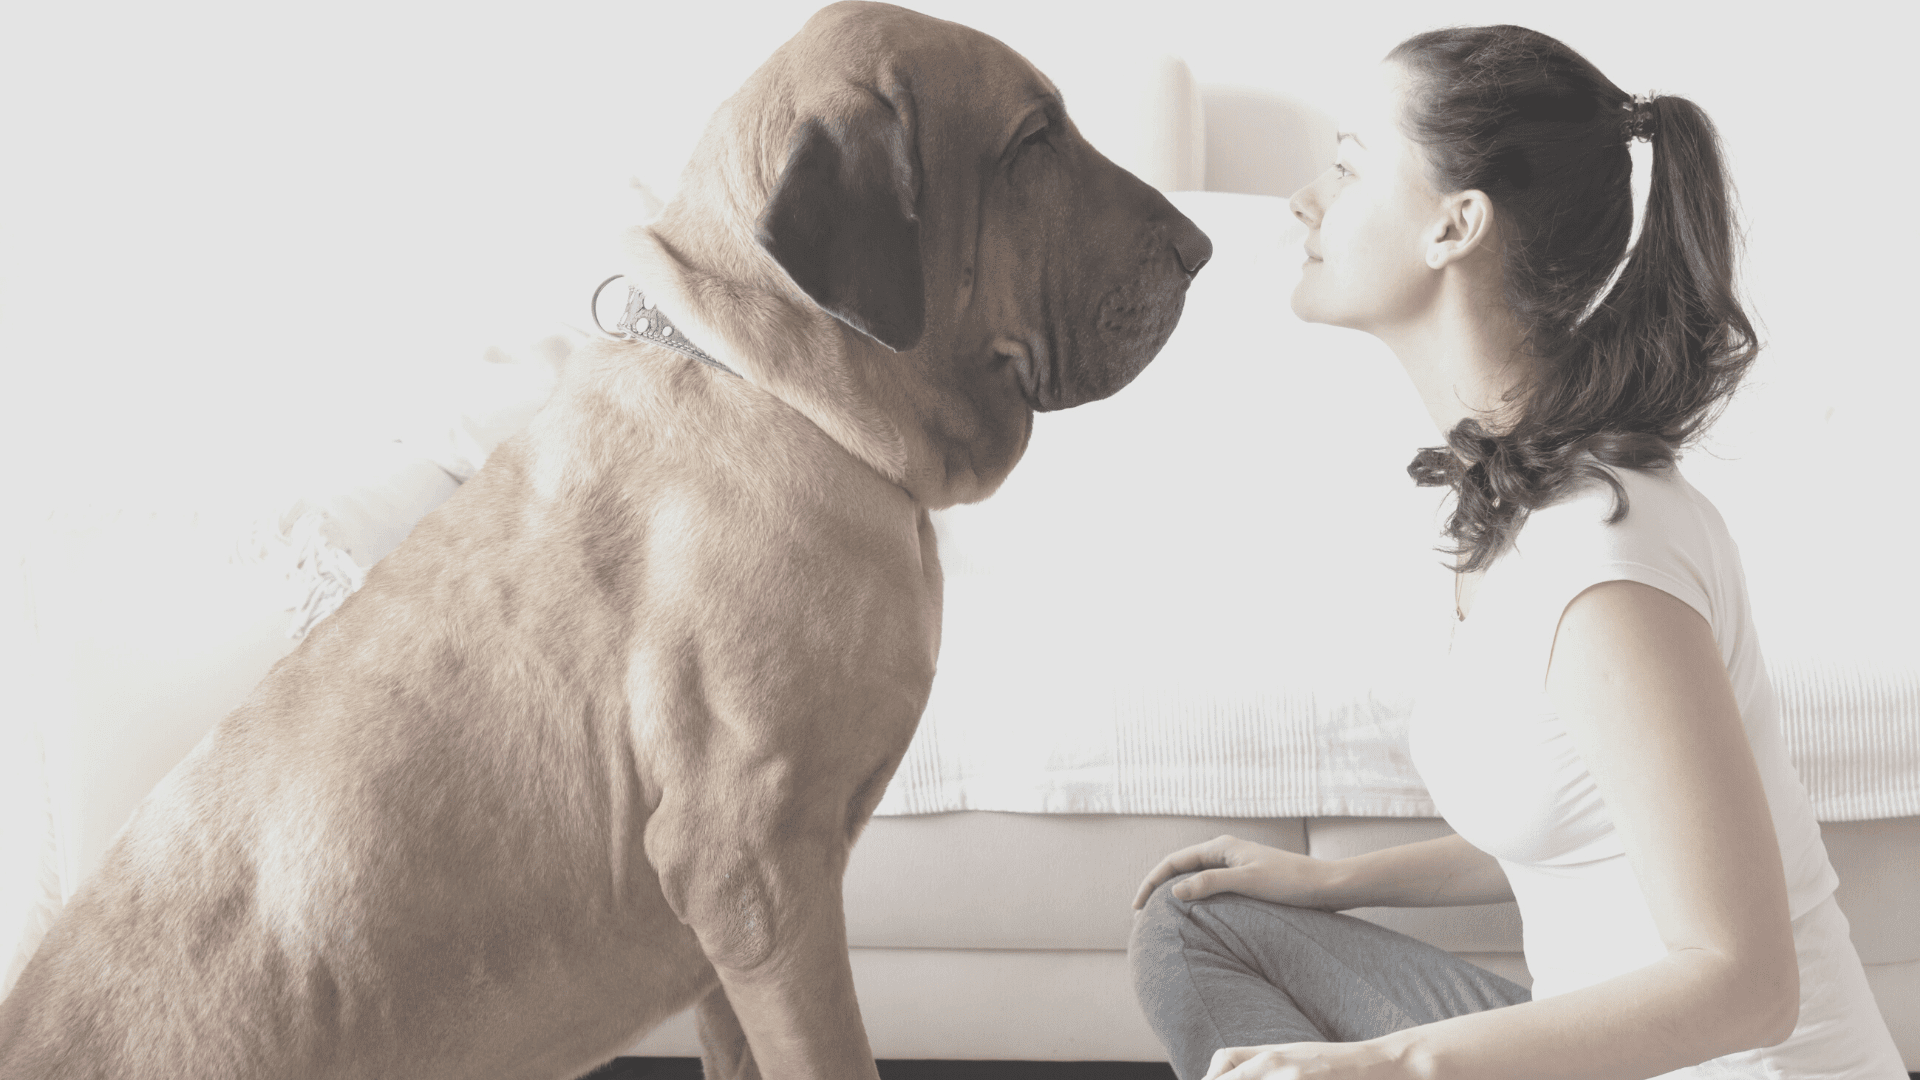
xmin=5 ymin=49 xmax=1915 ymax=1071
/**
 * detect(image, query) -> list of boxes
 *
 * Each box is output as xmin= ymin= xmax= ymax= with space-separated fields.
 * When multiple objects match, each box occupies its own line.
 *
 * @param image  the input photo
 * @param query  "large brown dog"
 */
xmin=0 ymin=4 xmax=1209 ymax=1077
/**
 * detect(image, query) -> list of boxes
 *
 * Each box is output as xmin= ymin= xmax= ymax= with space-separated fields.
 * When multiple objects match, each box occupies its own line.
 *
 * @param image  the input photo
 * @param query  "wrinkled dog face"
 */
xmin=736 ymin=3 xmax=1210 ymax=505
xmin=753 ymin=4 xmax=1210 ymax=414
xmin=957 ymin=64 xmax=1213 ymax=412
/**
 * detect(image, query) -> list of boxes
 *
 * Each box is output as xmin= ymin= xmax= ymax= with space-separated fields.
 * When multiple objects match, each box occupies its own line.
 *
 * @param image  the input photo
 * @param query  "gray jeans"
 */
xmin=1129 ymin=873 xmax=1531 ymax=1080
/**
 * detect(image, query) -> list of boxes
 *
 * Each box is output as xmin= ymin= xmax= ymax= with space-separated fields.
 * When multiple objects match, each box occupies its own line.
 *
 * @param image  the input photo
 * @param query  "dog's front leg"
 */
xmin=647 ymin=792 xmax=880 ymax=1080
xmin=695 ymin=984 xmax=762 ymax=1080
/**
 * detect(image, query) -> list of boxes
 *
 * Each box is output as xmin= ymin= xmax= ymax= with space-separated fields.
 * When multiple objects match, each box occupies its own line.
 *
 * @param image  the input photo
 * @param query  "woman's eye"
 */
xmin=1332 ymin=162 xmax=1352 ymax=179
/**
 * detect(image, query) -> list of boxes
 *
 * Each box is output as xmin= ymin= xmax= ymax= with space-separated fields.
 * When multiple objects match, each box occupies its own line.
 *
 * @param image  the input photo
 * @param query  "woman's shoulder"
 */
xmin=1508 ymin=461 xmax=1730 ymax=572
xmin=1488 ymin=462 xmax=1733 ymax=639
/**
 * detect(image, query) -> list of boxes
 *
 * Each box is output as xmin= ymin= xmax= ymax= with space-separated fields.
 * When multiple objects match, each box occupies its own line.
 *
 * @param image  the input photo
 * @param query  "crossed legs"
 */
xmin=1129 ymin=873 xmax=1530 ymax=1080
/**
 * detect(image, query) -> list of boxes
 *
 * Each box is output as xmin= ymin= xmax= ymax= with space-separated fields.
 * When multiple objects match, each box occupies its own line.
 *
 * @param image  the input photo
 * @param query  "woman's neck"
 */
xmin=1377 ymin=268 xmax=1529 ymax=441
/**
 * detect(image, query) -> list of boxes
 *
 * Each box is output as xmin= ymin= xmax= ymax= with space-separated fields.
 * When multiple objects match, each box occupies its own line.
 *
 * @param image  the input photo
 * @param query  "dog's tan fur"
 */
xmin=0 ymin=4 xmax=1208 ymax=1078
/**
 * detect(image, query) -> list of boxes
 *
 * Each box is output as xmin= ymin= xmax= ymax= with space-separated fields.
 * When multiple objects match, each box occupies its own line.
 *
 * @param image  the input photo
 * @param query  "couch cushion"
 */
xmin=1822 ymin=817 xmax=1920 ymax=964
xmin=843 ymin=813 xmax=1304 ymax=951
xmin=1864 ymin=958 xmax=1920 ymax=1068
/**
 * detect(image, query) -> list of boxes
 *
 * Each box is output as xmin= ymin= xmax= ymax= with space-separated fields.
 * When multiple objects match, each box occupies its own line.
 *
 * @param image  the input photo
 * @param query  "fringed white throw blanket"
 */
xmin=1767 ymin=662 xmax=1920 ymax=823
xmin=877 ymin=615 xmax=1920 ymax=823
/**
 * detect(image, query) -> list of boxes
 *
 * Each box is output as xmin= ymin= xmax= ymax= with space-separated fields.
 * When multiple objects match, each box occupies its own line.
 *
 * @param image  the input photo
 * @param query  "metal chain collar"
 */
xmin=592 ymin=274 xmax=739 ymax=378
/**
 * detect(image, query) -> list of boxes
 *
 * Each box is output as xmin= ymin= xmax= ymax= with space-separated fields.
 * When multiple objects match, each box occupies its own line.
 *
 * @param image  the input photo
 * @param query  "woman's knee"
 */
xmin=1129 ymin=872 xmax=1201 ymax=980
xmin=1132 ymin=872 xmax=1199 ymax=934
xmin=1132 ymin=876 xmax=1361 ymax=981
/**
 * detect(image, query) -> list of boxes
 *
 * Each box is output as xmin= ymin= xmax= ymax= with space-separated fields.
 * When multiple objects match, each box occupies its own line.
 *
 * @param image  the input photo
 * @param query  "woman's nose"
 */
xmin=1289 ymin=180 xmax=1321 ymax=228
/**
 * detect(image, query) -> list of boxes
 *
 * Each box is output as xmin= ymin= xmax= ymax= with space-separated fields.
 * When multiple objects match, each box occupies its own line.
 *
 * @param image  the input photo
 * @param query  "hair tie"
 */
xmin=1622 ymin=94 xmax=1658 ymax=143
xmin=1407 ymin=446 xmax=1457 ymax=488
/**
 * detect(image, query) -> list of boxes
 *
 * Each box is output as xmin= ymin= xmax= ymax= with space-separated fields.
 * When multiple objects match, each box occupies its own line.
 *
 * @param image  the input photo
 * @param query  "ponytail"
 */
xmin=1582 ymin=94 xmax=1757 ymax=448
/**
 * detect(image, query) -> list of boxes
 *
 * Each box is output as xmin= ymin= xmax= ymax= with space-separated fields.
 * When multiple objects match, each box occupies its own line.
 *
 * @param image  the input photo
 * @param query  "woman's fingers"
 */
xmin=1131 ymin=853 xmax=1195 ymax=909
xmin=1203 ymin=1045 xmax=1259 ymax=1080
xmin=1206 ymin=1046 xmax=1300 ymax=1080
xmin=1205 ymin=1042 xmax=1352 ymax=1080
xmin=1131 ymin=836 xmax=1240 ymax=909
xmin=1130 ymin=843 xmax=1200 ymax=909
xmin=1173 ymin=867 xmax=1238 ymax=901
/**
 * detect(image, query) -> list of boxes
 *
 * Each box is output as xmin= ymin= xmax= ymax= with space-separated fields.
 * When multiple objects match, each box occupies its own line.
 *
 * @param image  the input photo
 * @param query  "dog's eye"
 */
xmin=1007 ymin=109 xmax=1057 ymax=167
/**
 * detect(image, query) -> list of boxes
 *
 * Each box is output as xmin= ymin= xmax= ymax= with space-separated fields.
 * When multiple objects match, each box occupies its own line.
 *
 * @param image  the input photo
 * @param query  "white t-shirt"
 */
xmin=1408 ymin=463 xmax=1903 ymax=1079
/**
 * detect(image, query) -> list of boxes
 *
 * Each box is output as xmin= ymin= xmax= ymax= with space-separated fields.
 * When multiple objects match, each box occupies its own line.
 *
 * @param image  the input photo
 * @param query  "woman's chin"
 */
xmin=1289 ymin=280 xmax=1328 ymax=324
xmin=1291 ymin=281 xmax=1373 ymax=333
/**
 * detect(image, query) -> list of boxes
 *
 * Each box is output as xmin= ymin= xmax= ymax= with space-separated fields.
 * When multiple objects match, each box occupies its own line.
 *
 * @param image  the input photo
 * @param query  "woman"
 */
xmin=1126 ymin=25 xmax=1906 ymax=1080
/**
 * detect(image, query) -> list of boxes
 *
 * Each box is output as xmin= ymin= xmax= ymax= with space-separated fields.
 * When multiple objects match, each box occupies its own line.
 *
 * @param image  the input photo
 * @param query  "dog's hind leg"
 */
xmin=694 ymin=984 xmax=762 ymax=1080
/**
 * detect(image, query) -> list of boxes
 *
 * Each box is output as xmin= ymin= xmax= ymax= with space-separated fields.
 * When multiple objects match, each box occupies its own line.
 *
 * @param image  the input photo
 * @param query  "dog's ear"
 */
xmin=756 ymin=103 xmax=925 ymax=352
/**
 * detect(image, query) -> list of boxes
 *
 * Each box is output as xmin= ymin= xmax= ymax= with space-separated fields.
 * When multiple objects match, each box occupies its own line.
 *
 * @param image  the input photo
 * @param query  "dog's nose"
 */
xmin=1171 ymin=221 xmax=1212 ymax=276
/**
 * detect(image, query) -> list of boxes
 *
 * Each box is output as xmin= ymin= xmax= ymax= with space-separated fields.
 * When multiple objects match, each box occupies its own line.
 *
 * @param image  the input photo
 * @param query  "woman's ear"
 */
xmin=1424 ymin=189 xmax=1496 ymax=269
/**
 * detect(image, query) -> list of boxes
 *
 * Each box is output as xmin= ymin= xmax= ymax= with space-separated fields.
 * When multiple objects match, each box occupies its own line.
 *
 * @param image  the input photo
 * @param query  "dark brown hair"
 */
xmin=1390 ymin=26 xmax=1759 ymax=571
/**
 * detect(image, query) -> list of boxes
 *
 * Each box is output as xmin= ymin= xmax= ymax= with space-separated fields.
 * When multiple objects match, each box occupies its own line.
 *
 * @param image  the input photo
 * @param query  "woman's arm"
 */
xmin=1208 ymin=580 xmax=1801 ymax=1080
xmin=1131 ymin=830 xmax=1511 ymax=912
xmin=1318 ymin=831 xmax=1513 ymax=909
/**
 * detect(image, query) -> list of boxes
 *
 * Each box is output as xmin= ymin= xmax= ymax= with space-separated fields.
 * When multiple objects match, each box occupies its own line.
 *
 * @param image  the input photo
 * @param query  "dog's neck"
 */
xmin=622 ymin=219 xmax=917 ymax=495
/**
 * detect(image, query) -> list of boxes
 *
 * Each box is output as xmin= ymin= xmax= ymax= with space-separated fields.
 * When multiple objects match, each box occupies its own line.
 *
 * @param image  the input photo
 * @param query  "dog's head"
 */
xmin=629 ymin=1 xmax=1210 ymax=508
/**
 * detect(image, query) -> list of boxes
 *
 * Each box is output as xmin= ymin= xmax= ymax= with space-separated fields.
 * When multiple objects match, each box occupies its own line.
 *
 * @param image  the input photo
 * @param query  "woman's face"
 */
xmin=1289 ymin=63 xmax=1447 ymax=333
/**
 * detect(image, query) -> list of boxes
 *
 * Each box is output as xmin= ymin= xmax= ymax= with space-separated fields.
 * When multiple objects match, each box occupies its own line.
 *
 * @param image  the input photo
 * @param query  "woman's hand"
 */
xmin=1131 ymin=834 xmax=1334 ymax=910
xmin=1202 ymin=1039 xmax=1394 ymax=1080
